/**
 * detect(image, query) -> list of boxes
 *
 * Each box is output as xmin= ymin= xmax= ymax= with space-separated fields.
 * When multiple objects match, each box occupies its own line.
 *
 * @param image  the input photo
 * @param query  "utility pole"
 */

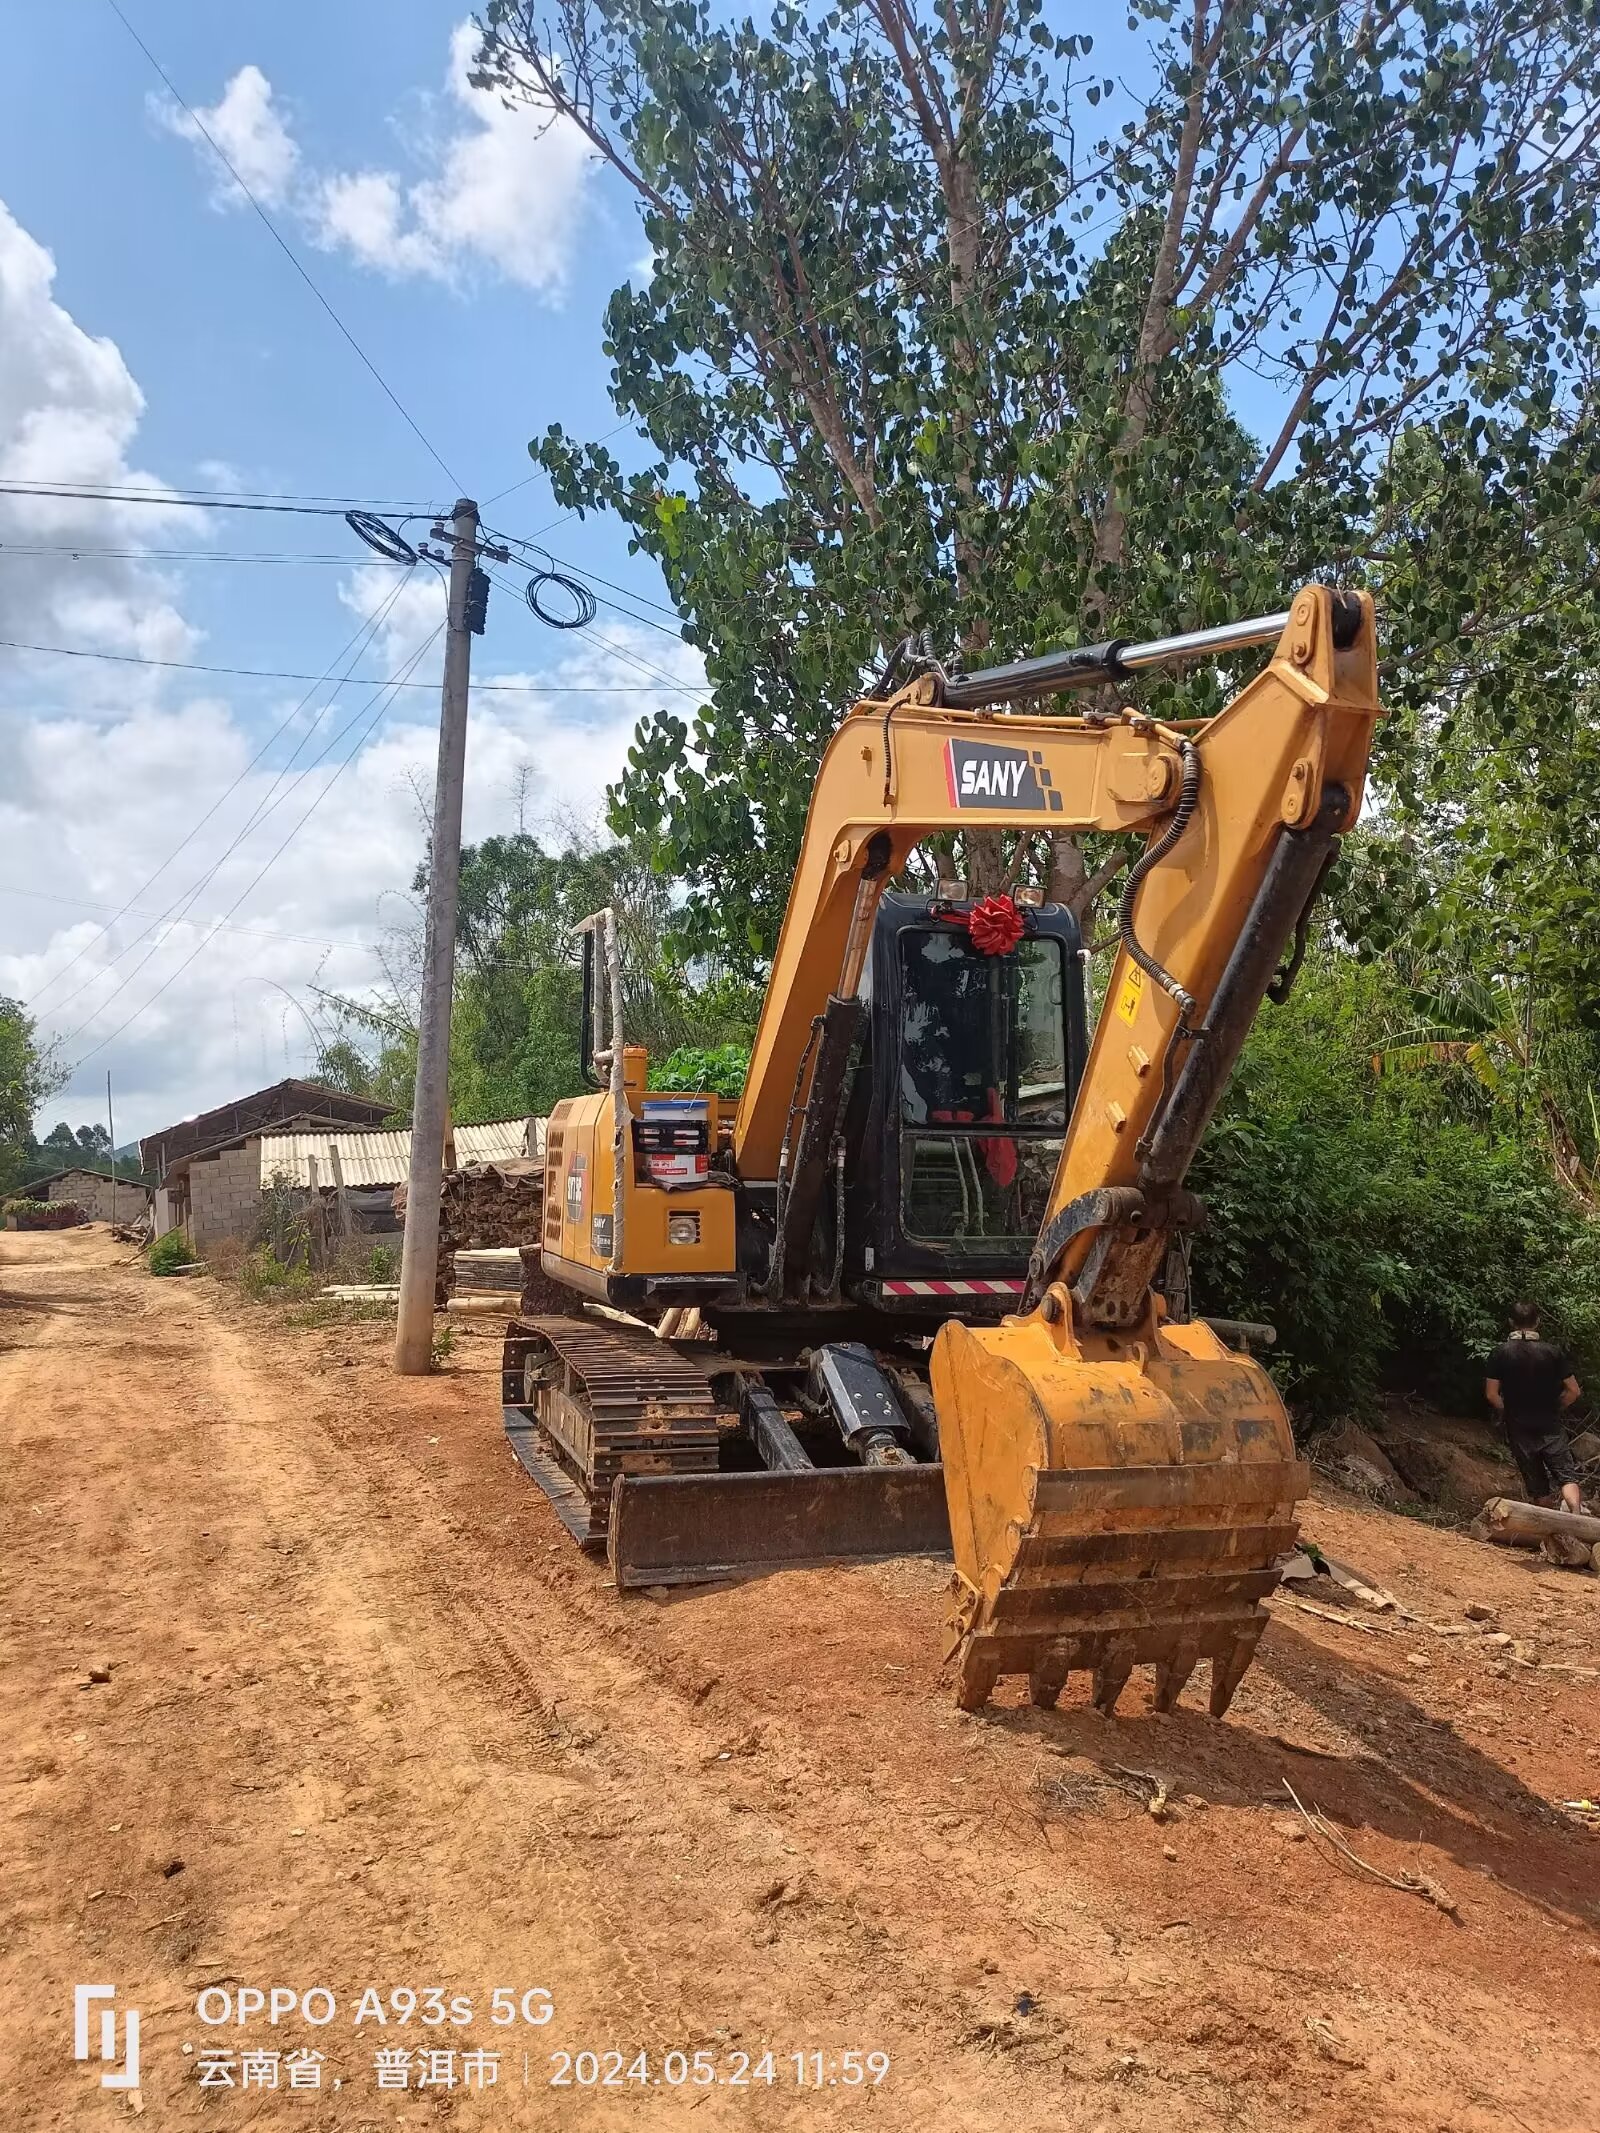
xmin=106 ymin=1070 xmax=117 ymax=1231
xmin=394 ymin=497 xmax=482 ymax=1373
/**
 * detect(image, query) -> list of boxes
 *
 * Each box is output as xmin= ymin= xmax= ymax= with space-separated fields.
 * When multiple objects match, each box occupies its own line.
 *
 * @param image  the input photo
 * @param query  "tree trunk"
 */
xmin=1476 ymin=1496 xmax=1600 ymax=1547
xmin=958 ymin=830 xmax=1007 ymax=897
xmin=1047 ymin=833 xmax=1087 ymax=910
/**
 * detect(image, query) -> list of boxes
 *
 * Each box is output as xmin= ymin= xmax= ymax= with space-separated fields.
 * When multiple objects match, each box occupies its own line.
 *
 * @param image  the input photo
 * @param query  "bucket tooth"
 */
xmin=955 ymin=1642 xmax=1000 ymax=1713
xmin=1027 ymin=1644 xmax=1073 ymax=1710
xmin=1091 ymin=1637 xmax=1136 ymax=1716
xmin=1208 ymin=1623 xmax=1264 ymax=1718
xmin=1151 ymin=1637 xmax=1201 ymax=1714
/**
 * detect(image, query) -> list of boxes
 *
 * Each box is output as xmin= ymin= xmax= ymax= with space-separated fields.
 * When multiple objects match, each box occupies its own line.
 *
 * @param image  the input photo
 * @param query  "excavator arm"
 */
xmin=734 ymin=584 xmax=1381 ymax=1715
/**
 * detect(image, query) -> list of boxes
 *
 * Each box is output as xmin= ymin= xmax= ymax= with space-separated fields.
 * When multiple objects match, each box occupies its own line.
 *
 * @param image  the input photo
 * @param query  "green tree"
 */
xmin=1348 ymin=402 xmax=1600 ymax=1036
xmin=448 ymin=830 xmax=761 ymax=1120
xmin=476 ymin=0 xmax=1600 ymax=965
xmin=0 ymin=999 xmax=65 ymax=1195
xmin=313 ymin=1040 xmax=375 ymax=1097
xmin=318 ymin=832 xmax=761 ymax=1125
xmin=1193 ymin=951 xmax=1600 ymax=1422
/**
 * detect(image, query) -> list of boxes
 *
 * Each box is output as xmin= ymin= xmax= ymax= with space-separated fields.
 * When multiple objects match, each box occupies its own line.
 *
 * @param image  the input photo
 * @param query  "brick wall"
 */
xmin=188 ymin=1140 xmax=264 ymax=1250
xmin=43 ymin=1171 xmax=144 ymax=1225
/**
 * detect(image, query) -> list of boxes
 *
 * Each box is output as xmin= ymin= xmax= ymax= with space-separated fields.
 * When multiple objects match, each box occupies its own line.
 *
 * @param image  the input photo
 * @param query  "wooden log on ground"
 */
xmin=1477 ymin=1495 xmax=1600 ymax=1555
xmin=446 ymin=1293 xmax=520 ymax=1321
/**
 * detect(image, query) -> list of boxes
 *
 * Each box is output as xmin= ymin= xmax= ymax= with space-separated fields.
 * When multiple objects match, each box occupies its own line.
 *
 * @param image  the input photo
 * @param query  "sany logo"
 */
xmin=74 ymin=1985 xmax=141 ymax=2091
xmin=943 ymin=739 xmax=1064 ymax=813
xmin=960 ymin=755 xmax=1026 ymax=797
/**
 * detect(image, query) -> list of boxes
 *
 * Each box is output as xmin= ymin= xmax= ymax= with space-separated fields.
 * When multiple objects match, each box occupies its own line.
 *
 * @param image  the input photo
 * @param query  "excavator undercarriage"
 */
xmin=502 ymin=1317 xmax=952 ymax=1584
xmin=497 ymin=586 xmax=1381 ymax=1720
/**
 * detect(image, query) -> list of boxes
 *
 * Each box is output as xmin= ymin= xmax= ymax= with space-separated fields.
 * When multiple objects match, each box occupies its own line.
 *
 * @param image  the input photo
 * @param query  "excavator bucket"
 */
xmin=930 ymin=1310 xmax=1306 ymax=1717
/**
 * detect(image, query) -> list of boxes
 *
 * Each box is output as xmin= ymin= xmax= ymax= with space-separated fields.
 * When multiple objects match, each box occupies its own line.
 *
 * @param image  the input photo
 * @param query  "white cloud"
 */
xmin=153 ymin=64 xmax=300 ymax=208
xmin=361 ymin=22 xmax=594 ymax=292
xmin=339 ymin=560 xmax=448 ymax=676
xmin=3 ymin=624 xmax=702 ymax=1139
xmin=159 ymin=27 xmax=594 ymax=297
xmin=0 ymin=200 xmax=195 ymax=673
xmin=314 ymin=169 xmax=432 ymax=278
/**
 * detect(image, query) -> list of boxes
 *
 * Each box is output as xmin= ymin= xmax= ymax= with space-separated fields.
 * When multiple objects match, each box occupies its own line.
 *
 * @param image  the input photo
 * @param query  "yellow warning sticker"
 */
xmin=1114 ymin=962 xmax=1145 ymax=1024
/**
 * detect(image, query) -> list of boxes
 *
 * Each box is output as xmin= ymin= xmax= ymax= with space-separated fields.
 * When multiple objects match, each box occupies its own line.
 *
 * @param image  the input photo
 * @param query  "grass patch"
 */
xmin=237 ymin=1244 xmax=318 ymax=1304
xmin=148 ymin=1229 xmax=198 ymax=1276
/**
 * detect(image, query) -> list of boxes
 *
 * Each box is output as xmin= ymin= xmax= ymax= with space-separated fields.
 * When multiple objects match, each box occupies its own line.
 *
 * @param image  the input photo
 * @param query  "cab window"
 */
xmin=897 ymin=928 xmax=1069 ymax=1243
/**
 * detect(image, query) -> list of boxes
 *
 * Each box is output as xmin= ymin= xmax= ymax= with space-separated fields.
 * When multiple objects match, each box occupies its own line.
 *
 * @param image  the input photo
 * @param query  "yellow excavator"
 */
xmin=502 ymin=584 xmax=1380 ymax=1717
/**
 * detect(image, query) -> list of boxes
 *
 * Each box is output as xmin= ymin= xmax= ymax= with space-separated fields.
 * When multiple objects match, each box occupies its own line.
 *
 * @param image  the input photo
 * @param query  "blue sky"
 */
xmin=1 ymin=2 xmax=656 ymax=608
xmin=0 ymin=3 xmax=702 ymax=1141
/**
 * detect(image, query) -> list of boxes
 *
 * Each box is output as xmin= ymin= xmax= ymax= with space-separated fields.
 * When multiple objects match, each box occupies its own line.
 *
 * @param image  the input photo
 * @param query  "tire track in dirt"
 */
xmin=305 ymin=1331 xmax=1072 ymax=2107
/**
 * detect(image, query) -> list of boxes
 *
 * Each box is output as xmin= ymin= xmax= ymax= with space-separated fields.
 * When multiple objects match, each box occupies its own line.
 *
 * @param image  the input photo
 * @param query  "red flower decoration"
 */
xmin=965 ymin=894 xmax=1026 ymax=955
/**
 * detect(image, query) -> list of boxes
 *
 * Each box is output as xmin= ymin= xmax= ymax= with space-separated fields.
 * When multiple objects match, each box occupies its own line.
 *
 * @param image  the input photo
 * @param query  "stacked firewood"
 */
xmin=394 ymin=1158 xmax=546 ymax=1304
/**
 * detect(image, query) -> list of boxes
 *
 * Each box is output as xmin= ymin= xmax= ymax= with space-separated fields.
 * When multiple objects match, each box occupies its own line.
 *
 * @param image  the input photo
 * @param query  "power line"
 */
xmin=2 ymin=526 xmax=698 ymax=630
xmin=104 ymin=0 xmax=464 ymax=494
xmin=486 ymin=525 xmax=686 ymax=625
xmin=1 ymin=881 xmax=344 ymax=953
xmin=0 ymin=478 xmax=424 ymax=519
xmin=58 ymin=623 xmax=440 ymax=1052
xmin=0 ymin=477 xmax=433 ymax=509
xmin=481 ymin=563 xmax=700 ymax=694
xmin=0 ymin=543 xmax=397 ymax=567
xmin=66 ymin=627 xmax=444 ymax=1071
xmin=0 ymin=636 xmax=694 ymax=692
xmin=573 ymin=620 xmax=699 ymax=694
xmin=27 ymin=573 xmax=415 ymax=1015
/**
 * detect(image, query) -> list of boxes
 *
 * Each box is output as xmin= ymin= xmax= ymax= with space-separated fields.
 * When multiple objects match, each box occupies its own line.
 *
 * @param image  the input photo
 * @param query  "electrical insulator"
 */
xmin=462 ymin=565 xmax=490 ymax=635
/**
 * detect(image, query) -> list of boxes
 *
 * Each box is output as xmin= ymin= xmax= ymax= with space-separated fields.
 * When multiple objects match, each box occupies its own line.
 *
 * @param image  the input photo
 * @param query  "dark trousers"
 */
xmin=1508 ymin=1427 xmax=1579 ymax=1500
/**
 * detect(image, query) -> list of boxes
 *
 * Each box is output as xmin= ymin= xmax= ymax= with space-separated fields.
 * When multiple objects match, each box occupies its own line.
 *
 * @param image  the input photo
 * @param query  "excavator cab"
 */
xmin=840 ymin=893 xmax=1088 ymax=1310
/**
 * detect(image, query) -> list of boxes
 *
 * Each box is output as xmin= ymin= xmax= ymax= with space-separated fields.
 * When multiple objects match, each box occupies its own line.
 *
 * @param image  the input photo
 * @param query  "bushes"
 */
xmin=651 ymin=1043 xmax=751 ymax=1096
xmin=5 ymin=1197 xmax=83 ymax=1229
xmin=148 ymin=1230 xmax=195 ymax=1275
xmin=1190 ymin=954 xmax=1600 ymax=1426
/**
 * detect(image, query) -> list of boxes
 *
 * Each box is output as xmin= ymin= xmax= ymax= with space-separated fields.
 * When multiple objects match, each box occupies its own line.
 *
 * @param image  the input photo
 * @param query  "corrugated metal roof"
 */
xmin=257 ymin=1117 xmax=542 ymax=1188
xmin=140 ymin=1078 xmax=391 ymax=1172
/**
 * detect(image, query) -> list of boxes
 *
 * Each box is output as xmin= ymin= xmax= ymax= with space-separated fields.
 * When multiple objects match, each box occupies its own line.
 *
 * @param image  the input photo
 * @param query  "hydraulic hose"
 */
xmin=1117 ymin=739 xmax=1202 ymax=1019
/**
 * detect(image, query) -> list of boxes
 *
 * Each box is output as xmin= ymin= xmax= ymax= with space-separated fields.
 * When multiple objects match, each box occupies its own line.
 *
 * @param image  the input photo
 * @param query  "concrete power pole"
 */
xmin=394 ymin=496 xmax=481 ymax=1374
xmin=106 ymin=1070 xmax=117 ymax=1231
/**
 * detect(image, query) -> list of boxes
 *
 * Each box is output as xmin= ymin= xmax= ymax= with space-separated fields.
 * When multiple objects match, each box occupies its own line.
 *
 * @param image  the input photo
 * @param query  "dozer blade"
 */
xmin=931 ymin=1311 xmax=1306 ymax=1719
xmin=608 ymin=1466 xmax=951 ymax=1588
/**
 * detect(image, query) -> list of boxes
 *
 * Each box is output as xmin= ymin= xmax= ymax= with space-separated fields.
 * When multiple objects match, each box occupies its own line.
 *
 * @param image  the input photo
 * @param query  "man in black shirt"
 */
xmin=1484 ymin=1302 xmax=1584 ymax=1513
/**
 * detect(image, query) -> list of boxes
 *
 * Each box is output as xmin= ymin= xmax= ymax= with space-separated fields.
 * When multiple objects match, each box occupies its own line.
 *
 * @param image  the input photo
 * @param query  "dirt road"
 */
xmin=4 ymin=1229 xmax=1599 ymax=2129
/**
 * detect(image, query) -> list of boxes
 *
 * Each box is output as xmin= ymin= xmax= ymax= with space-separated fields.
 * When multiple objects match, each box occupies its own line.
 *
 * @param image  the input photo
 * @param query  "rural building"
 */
xmin=257 ymin=1121 xmax=545 ymax=1276
xmin=257 ymin=1117 xmax=541 ymax=1190
xmin=142 ymin=1079 xmax=393 ymax=1248
xmin=29 ymin=1169 xmax=150 ymax=1225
